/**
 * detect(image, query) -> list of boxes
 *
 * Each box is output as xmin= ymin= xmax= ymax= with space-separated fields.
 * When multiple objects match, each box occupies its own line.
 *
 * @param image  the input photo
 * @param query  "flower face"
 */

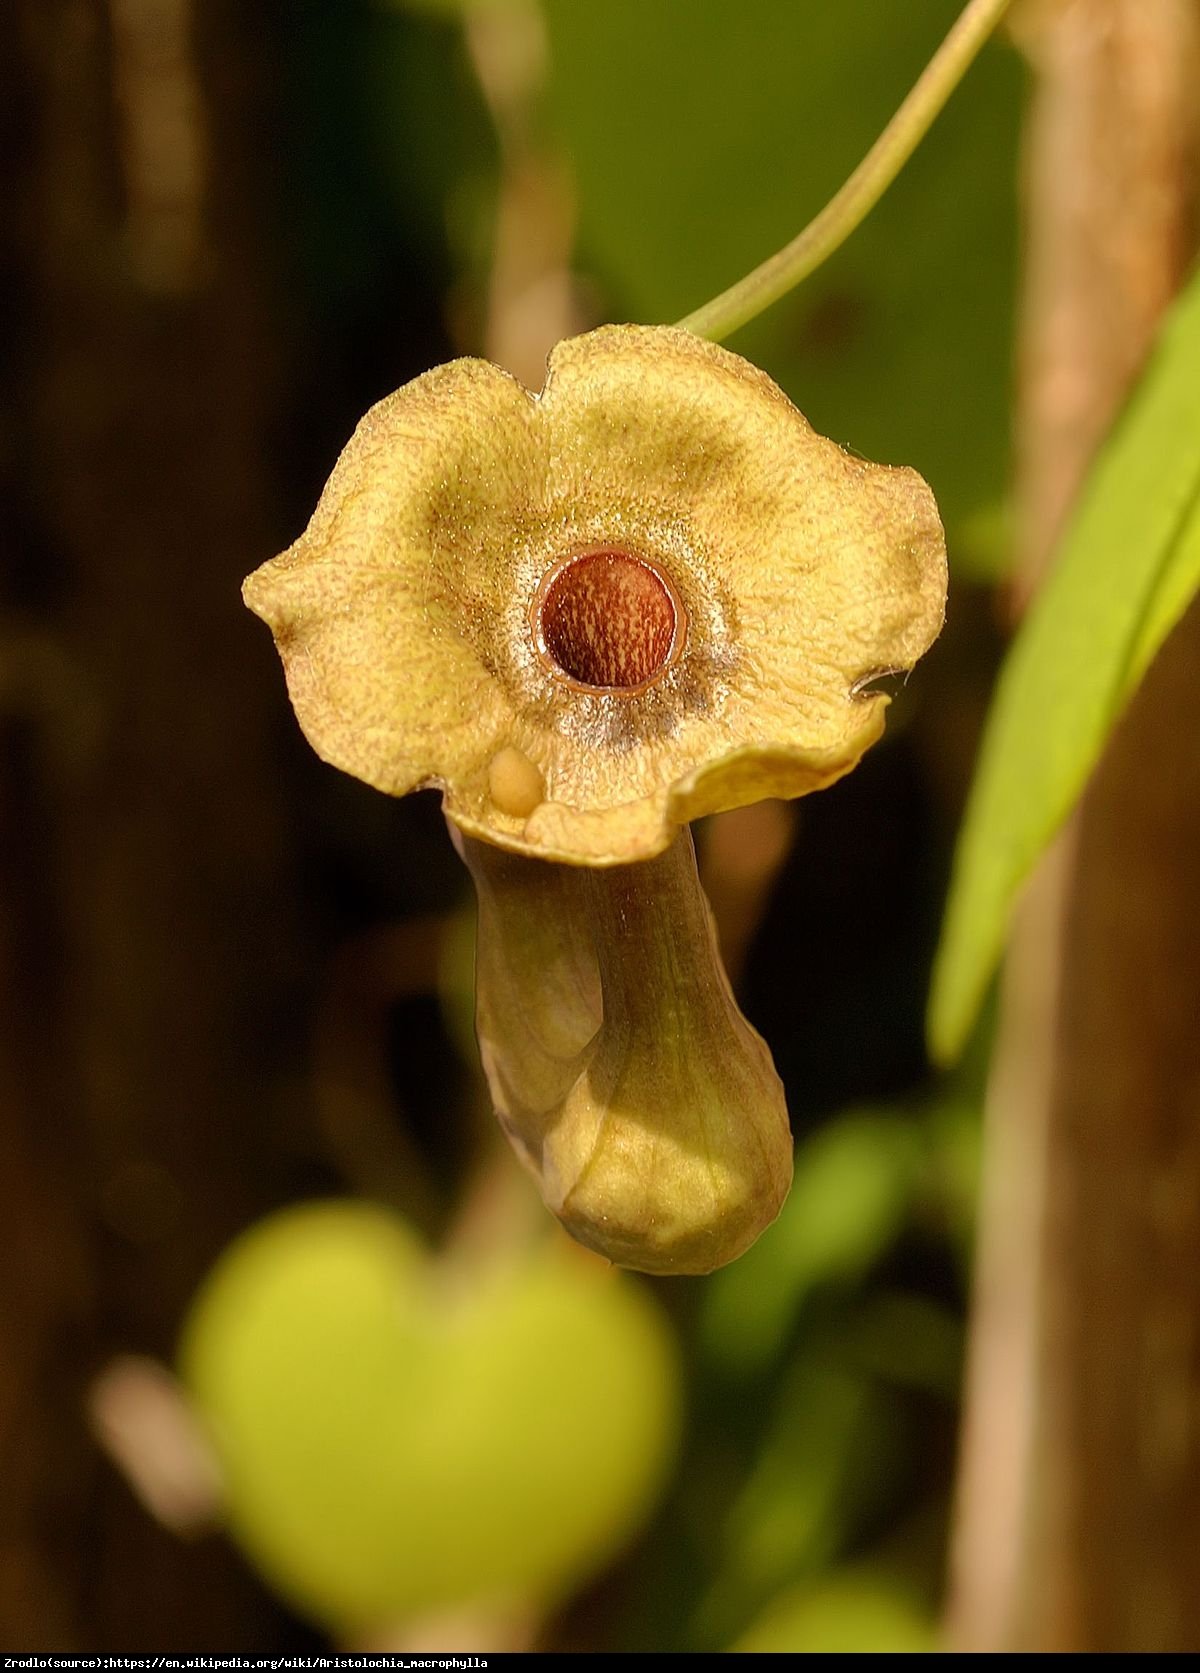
xmin=244 ymin=325 xmax=946 ymax=865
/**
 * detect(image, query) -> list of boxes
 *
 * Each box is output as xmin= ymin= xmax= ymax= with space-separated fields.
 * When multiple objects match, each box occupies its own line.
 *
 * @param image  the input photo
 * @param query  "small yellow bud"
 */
xmin=488 ymin=746 xmax=545 ymax=820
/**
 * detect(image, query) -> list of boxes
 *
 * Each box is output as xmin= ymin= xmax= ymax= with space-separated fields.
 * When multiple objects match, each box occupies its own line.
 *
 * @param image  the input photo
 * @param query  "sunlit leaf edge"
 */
xmin=929 ymin=264 xmax=1200 ymax=1062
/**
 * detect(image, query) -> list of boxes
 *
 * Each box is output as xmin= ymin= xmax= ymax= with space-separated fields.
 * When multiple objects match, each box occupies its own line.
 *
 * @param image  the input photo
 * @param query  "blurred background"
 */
xmin=2 ymin=0 xmax=1197 ymax=1655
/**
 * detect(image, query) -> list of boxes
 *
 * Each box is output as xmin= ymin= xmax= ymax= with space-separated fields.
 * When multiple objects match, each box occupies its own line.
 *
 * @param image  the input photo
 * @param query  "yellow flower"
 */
xmin=244 ymin=325 xmax=945 ymax=868
xmin=245 ymin=325 xmax=946 ymax=1275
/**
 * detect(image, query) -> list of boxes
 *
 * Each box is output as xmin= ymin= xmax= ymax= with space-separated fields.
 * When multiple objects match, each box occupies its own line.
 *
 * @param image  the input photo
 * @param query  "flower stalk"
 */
xmin=460 ymin=826 xmax=792 ymax=1275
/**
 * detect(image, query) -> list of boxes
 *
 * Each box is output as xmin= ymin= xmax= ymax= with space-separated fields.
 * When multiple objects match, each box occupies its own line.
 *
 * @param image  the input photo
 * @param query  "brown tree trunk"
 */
xmin=948 ymin=0 xmax=1200 ymax=1651
xmin=1 ymin=0 xmax=307 ymax=1647
xmin=1025 ymin=593 xmax=1200 ymax=1651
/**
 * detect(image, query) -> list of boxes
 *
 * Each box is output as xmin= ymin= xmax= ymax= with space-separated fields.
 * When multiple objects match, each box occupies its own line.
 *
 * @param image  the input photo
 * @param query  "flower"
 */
xmin=244 ymin=324 xmax=946 ymax=867
xmin=245 ymin=325 xmax=947 ymax=1275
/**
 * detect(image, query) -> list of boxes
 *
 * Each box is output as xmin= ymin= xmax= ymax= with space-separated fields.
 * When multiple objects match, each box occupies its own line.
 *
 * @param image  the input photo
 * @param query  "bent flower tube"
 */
xmin=245 ymin=325 xmax=947 ymax=1275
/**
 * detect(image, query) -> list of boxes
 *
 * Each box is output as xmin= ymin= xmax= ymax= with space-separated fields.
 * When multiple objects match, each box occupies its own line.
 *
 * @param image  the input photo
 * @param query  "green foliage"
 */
xmin=837 ymin=1289 xmax=963 ymax=1401
xmin=180 ymin=1202 xmax=679 ymax=1633
xmin=542 ymin=0 xmax=1024 ymax=576
xmin=695 ymin=1290 xmax=959 ymax=1645
xmin=715 ymin=1358 xmax=905 ymax=1604
xmin=918 ymin=1098 xmax=983 ymax=1267
xmin=930 ymin=266 xmax=1200 ymax=1061
xmin=699 ymin=1110 xmax=924 ymax=1375
xmin=733 ymin=1570 xmax=936 ymax=1653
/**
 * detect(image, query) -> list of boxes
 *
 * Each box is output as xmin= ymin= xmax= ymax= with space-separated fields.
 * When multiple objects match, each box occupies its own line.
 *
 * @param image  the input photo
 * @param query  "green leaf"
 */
xmin=929 ymin=266 xmax=1200 ymax=1063
xmin=1125 ymin=476 xmax=1200 ymax=692
xmin=180 ymin=1202 xmax=679 ymax=1631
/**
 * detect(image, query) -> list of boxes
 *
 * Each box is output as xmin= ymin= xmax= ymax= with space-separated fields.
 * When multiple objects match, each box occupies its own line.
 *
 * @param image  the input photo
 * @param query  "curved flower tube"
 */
xmin=245 ymin=325 xmax=947 ymax=1273
xmin=457 ymin=826 xmax=791 ymax=1275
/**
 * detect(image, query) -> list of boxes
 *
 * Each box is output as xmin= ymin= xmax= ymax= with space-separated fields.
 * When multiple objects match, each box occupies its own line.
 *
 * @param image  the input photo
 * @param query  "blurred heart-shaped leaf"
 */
xmin=180 ymin=1201 xmax=679 ymax=1633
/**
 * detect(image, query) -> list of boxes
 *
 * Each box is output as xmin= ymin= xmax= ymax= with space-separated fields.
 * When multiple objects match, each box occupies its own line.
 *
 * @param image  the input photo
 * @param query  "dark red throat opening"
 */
xmin=536 ymin=550 xmax=681 ymax=692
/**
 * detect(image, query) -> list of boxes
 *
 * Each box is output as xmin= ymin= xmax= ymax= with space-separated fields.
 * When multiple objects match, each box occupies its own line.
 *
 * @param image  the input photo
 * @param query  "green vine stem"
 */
xmin=677 ymin=0 xmax=1014 ymax=343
